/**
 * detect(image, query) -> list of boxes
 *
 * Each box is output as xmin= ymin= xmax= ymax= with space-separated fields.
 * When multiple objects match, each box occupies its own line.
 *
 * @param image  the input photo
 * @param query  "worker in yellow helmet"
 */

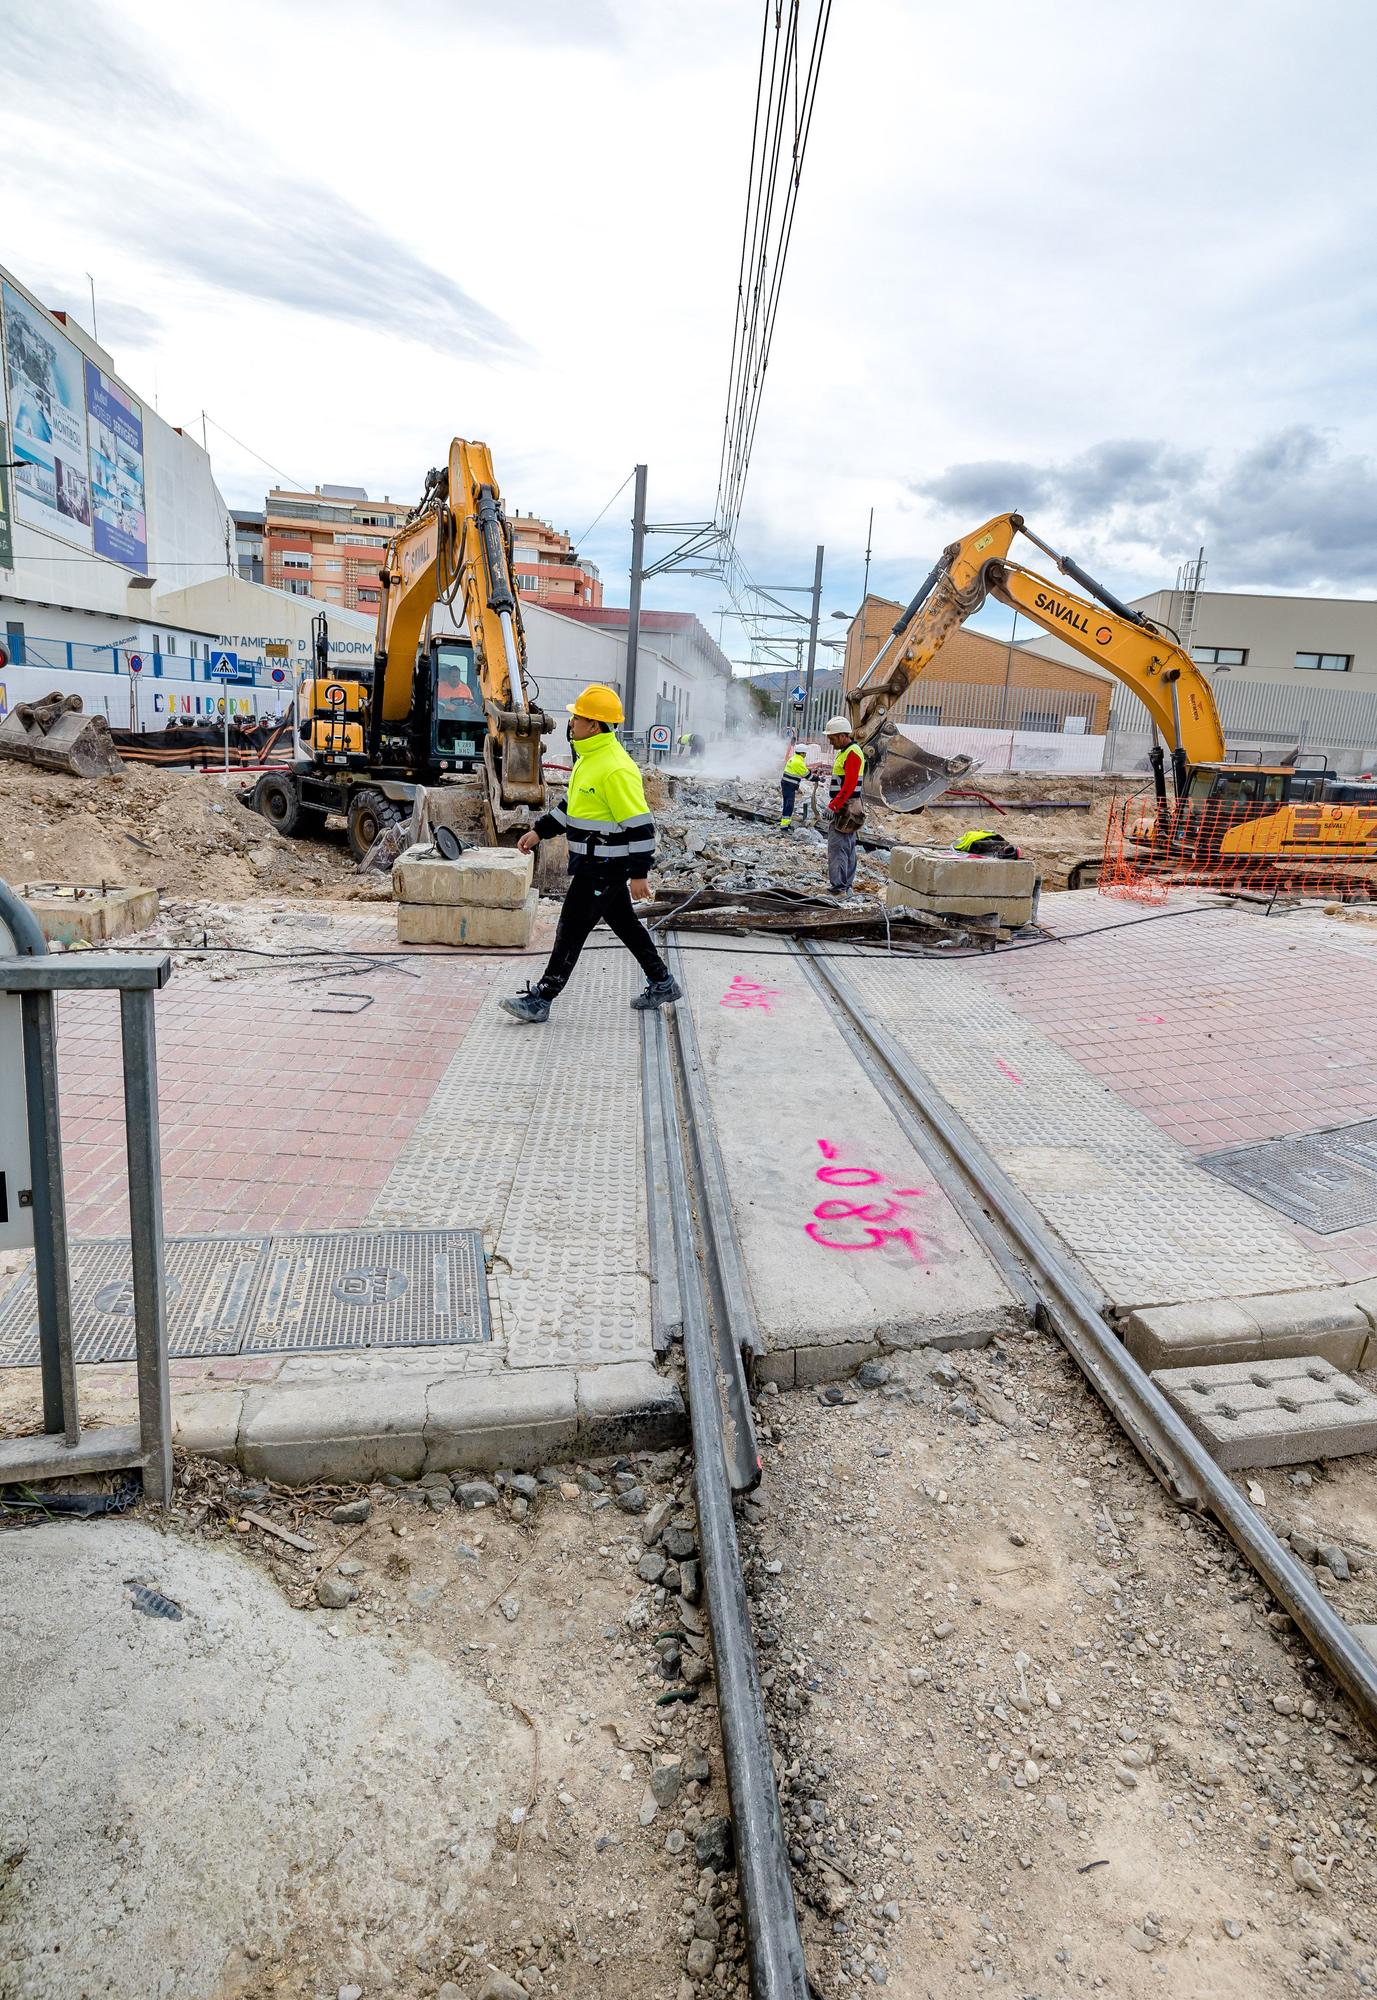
xmin=780 ymin=742 xmax=810 ymax=829
xmin=502 ymin=683 xmax=681 ymax=1024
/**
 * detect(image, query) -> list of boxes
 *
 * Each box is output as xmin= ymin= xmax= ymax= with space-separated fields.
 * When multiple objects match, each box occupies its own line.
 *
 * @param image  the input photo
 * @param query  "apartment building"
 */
xmin=509 ymin=512 xmax=602 ymax=611
xmin=263 ymin=484 xmax=414 ymax=614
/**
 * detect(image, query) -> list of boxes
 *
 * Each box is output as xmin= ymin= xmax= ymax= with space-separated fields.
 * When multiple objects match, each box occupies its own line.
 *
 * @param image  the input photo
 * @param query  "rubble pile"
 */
xmin=654 ymin=777 xmax=887 ymax=900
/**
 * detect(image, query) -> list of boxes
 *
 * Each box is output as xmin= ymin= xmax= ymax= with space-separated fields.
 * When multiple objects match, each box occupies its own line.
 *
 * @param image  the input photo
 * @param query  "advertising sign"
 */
xmin=85 ymin=361 xmax=147 ymax=570
xmin=0 ymin=420 xmax=11 ymax=569
xmin=2 ymin=281 xmax=92 ymax=547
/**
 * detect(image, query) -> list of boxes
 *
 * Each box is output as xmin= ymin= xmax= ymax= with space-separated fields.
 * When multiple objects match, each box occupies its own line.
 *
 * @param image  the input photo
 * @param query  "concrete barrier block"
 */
xmin=882 ymin=880 xmax=1032 ymax=926
xmin=1248 ymin=1288 xmax=1370 ymax=1370
xmin=23 ymin=884 xmax=158 ymax=944
xmin=397 ymin=889 xmax=537 ymax=949
xmin=393 ymin=845 xmax=533 ymax=909
xmin=1123 ymin=1298 xmax=1263 ymax=1372
xmin=889 ymin=845 xmax=1035 ymax=899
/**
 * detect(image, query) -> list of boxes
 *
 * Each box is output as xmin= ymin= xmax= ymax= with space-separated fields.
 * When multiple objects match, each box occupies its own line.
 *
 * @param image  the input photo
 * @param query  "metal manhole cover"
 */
xmin=1199 ymin=1118 xmax=1377 ymax=1234
xmin=0 ymin=1229 xmax=490 ymax=1364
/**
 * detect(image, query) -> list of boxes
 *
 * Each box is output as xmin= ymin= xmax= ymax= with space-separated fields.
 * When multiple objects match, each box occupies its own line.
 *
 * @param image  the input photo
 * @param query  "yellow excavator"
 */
xmin=248 ymin=439 xmax=551 ymax=859
xmin=851 ymin=512 xmax=1377 ymax=877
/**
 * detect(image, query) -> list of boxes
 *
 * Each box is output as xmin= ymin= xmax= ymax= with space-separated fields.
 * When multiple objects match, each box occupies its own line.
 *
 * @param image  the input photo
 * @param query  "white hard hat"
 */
xmin=823 ymin=715 xmax=852 ymax=736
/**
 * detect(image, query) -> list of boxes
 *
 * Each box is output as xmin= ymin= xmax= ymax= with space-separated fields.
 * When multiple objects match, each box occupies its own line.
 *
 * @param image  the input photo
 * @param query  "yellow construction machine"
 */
xmin=247 ymin=439 xmax=552 ymax=859
xmin=851 ymin=512 xmax=1377 ymax=876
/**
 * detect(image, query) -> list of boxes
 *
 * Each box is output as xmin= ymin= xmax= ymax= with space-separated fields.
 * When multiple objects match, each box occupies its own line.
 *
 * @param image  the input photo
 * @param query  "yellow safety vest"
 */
xmin=829 ymin=743 xmax=865 ymax=799
xmin=784 ymin=752 xmax=809 ymax=779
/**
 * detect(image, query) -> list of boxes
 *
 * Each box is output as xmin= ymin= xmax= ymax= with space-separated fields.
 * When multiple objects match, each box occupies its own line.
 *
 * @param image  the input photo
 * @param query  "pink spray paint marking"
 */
xmin=994 ymin=1058 xmax=1024 ymax=1085
xmin=720 ymin=974 xmax=784 ymax=1013
xmin=806 ymin=1138 xmax=929 ymax=1261
xmin=1137 ymin=1013 xmax=1166 ymax=1025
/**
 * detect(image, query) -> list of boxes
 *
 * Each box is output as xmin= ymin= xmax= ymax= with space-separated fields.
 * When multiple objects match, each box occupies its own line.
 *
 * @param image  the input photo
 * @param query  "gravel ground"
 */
xmin=744 ymin=1335 xmax=1377 ymax=1997
xmin=0 ymin=1448 xmax=748 ymax=2000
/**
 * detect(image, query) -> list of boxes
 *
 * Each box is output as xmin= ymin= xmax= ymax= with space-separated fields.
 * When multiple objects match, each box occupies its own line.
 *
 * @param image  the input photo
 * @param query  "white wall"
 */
xmin=896 ymin=720 xmax=1107 ymax=774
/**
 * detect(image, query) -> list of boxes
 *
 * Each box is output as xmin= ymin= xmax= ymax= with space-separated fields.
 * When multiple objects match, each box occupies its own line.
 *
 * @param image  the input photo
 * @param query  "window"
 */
xmin=286 ymin=580 xmax=311 ymax=597
xmin=517 ymin=573 xmax=540 ymax=591
xmin=325 ymin=586 xmax=343 ymax=601
xmin=1192 ymin=646 xmax=1248 ymax=666
xmin=325 ymin=560 xmax=343 ymax=573
xmin=1295 ymin=651 xmax=1352 ymax=672
xmin=281 ymin=553 xmax=311 ymax=571
xmin=356 ymin=587 xmax=379 ymax=604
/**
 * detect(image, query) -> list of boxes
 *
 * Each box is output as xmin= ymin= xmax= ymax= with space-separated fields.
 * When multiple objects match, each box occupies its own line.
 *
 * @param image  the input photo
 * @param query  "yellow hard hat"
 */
xmin=567 ymin=683 xmax=624 ymax=725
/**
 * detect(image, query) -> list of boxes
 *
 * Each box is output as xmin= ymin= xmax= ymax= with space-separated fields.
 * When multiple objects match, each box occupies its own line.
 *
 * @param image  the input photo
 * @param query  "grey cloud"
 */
xmin=0 ymin=0 xmax=517 ymax=360
xmin=916 ymin=429 xmax=1377 ymax=592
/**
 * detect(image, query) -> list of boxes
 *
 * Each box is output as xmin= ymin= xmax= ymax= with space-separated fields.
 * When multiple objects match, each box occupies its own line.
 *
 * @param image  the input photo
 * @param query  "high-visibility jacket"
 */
xmin=534 ymin=728 xmax=657 ymax=876
xmin=783 ymin=751 xmax=809 ymax=780
xmin=954 ymin=828 xmax=1000 ymax=852
xmin=829 ymin=742 xmax=865 ymax=808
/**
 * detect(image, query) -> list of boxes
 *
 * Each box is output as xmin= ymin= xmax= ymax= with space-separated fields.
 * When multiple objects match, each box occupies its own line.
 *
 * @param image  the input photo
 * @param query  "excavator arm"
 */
xmin=374 ymin=438 xmax=551 ymax=829
xmin=847 ymin=513 xmax=1225 ymax=808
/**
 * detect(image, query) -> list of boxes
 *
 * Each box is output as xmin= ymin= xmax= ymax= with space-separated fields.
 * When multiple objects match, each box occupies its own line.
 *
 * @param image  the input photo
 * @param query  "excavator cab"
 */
xmin=430 ymin=640 xmax=485 ymax=770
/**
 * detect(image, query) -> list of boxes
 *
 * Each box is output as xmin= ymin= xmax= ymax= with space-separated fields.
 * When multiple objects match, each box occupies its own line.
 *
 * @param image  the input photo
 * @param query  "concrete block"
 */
xmin=393 ymin=845 xmax=533 ymax=909
xmin=424 ymin=1367 xmax=578 ymax=1472
xmin=1248 ymin=1288 xmax=1370 ymax=1370
xmin=239 ymin=1379 xmax=429 ymax=1485
xmin=793 ymin=1340 xmax=881 ymax=1388
xmin=1153 ymin=1355 xmax=1377 ymax=1470
xmin=1123 ymin=1298 xmax=1263 ymax=1372
xmin=172 ymin=1389 xmax=243 ymax=1463
xmin=1341 ymin=1277 xmax=1377 ymax=1338
xmin=23 ymin=883 xmax=158 ymax=944
xmin=577 ymin=1361 xmax=687 ymax=1455
xmin=397 ymin=890 xmax=537 ymax=949
xmin=755 ymin=1350 xmax=797 ymax=1390
xmin=883 ymin=880 xmax=1033 ymax=926
xmin=889 ymin=845 xmax=1035 ymax=900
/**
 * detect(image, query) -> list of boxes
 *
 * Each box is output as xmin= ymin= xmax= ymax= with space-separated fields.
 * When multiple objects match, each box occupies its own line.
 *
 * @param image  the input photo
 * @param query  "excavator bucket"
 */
xmin=868 ymin=725 xmax=972 ymax=812
xmin=0 ymin=692 xmax=125 ymax=779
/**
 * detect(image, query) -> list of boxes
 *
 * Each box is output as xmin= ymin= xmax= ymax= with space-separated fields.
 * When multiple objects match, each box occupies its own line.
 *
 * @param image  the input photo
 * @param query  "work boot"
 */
xmin=629 ymin=977 xmax=683 ymax=1011
xmin=500 ymin=984 xmax=552 ymax=1024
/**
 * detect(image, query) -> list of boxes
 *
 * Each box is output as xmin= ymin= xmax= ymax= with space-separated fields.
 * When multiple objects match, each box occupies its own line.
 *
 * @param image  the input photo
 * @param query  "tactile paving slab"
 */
xmin=840 ymin=957 xmax=1339 ymax=1308
xmin=0 ymin=1230 xmax=489 ymax=1364
xmin=367 ymin=955 xmax=652 ymax=1367
xmin=1154 ymin=1354 xmax=1377 ymax=1469
xmin=1199 ymin=1120 xmax=1377 ymax=1234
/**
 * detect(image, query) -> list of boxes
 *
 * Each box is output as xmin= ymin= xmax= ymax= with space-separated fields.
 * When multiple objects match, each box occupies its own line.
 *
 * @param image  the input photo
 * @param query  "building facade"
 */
xmin=232 ymin=509 xmax=264 ymax=583
xmin=549 ymin=606 xmax=733 ymax=738
xmin=509 ymin=513 xmax=601 ymax=611
xmin=842 ymin=593 xmax=1114 ymax=733
xmin=262 ymin=484 xmax=413 ymax=615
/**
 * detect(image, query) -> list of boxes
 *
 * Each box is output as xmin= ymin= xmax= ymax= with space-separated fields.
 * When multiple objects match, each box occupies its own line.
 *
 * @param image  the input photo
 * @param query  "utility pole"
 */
xmin=862 ymin=507 xmax=874 ymax=600
xmin=801 ymin=543 xmax=824 ymax=719
xmin=625 ymin=464 xmax=648 ymax=740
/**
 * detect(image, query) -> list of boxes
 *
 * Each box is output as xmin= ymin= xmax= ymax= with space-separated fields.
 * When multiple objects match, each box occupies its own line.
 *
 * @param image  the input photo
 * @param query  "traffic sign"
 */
xmin=270 ymin=666 xmax=286 ymax=685
xmin=208 ymin=650 xmax=239 ymax=680
xmin=127 ymin=652 xmax=144 ymax=676
xmin=648 ymin=723 xmax=672 ymax=748
xmin=264 ymin=642 xmax=290 ymax=659
xmin=791 ymin=686 xmax=806 ymax=702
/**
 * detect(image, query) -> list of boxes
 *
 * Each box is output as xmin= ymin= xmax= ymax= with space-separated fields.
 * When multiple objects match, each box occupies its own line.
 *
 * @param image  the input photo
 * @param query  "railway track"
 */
xmin=640 ymin=931 xmax=1377 ymax=1997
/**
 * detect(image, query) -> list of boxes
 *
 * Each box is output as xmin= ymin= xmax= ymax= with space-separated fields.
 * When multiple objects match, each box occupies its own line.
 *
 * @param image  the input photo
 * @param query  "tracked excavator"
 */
xmin=851 ymin=512 xmax=1377 ymax=884
xmin=246 ymin=438 xmax=551 ymax=860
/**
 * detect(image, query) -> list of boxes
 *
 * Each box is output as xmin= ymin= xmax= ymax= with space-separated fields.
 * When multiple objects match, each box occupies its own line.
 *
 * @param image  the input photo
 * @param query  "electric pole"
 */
xmin=801 ymin=543 xmax=824 ymax=718
xmin=625 ymin=464 xmax=648 ymax=739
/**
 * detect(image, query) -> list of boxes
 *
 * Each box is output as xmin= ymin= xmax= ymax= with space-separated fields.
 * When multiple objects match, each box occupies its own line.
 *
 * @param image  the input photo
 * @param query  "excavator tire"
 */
xmin=347 ymin=787 xmax=405 ymax=863
xmin=254 ymin=773 xmax=305 ymax=836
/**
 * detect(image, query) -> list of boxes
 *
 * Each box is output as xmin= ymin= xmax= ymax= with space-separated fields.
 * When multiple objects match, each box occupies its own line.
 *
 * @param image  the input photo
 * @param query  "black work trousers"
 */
xmin=535 ymin=868 xmax=669 ymax=999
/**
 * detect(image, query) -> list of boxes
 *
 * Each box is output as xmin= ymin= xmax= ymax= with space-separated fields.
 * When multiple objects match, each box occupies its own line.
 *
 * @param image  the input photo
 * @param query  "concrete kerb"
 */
xmin=164 ymin=1354 xmax=686 ymax=1487
xmin=1122 ymin=1284 xmax=1377 ymax=1375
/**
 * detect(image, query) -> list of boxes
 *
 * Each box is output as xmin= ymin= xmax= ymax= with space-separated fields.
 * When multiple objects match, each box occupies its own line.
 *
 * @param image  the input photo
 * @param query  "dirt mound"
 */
xmin=0 ymin=765 xmax=359 ymax=902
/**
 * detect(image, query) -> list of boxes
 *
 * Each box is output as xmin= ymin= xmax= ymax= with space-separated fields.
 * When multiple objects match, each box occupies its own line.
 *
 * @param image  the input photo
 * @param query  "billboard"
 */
xmin=2 ymin=280 xmax=92 ymax=547
xmin=0 ymin=420 xmax=11 ymax=569
xmin=85 ymin=361 xmax=147 ymax=570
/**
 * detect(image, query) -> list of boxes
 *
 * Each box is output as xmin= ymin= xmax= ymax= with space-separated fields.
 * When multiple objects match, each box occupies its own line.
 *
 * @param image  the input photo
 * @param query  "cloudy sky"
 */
xmin=4 ymin=0 xmax=1376 ymax=665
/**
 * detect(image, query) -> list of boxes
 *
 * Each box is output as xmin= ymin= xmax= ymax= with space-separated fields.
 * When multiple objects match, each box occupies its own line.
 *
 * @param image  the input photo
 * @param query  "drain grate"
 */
xmin=1199 ymin=1118 xmax=1377 ymax=1234
xmin=0 ymin=1229 xmax=491 ymax=1364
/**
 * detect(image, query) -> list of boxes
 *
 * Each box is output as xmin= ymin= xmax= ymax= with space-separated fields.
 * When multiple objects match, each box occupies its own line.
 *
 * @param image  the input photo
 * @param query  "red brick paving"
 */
xmin=52 ymin=922 xmax=536 ymax=1238
xmin=972 ymin=894 xmax=1377 ymax=1280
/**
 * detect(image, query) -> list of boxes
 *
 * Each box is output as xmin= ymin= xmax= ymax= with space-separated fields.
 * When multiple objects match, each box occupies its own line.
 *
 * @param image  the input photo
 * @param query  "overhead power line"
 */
xmin=714 ymin=0 xmax=834 ymax=555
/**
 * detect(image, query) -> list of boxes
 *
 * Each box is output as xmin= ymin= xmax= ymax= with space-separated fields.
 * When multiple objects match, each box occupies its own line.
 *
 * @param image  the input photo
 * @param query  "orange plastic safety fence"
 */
xmin=1099 ymin=794 xmax=1377 ymax=905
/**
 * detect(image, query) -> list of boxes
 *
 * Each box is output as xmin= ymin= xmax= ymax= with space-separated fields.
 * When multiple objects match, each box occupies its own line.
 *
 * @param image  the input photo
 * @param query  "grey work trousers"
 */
xmin=827 ymin=828 xmax=857 ymax=892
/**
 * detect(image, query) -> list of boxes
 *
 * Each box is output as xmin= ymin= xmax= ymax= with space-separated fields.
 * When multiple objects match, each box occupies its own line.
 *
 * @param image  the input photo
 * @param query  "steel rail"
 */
xmin=797 ymin=942 xmax=1377 ymax=1736
xmin=639 ymin=992 xmax=812 ymax=2000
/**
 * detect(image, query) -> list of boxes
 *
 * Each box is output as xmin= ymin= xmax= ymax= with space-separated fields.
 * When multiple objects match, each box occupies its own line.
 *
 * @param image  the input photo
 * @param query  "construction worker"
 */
xmin=501 ymin=683 xmax=682 ymax=1024
xmin=823 ymin=715 xmax=866 ymax=893
xmin=780 ymin=742 xmax=809 ymax=828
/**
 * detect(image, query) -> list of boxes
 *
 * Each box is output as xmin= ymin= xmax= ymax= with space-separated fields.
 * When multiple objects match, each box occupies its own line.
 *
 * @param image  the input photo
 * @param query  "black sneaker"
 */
xmin=630 ymin=977 xmax=683 ymax=1011
xmin=501 ymin=985 xmax=552 ymax=1023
